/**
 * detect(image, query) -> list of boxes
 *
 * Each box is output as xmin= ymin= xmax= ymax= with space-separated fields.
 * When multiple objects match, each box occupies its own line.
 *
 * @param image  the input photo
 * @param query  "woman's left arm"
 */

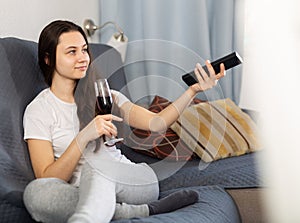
xmin=120 ymin=61 xmax=225 ymax=132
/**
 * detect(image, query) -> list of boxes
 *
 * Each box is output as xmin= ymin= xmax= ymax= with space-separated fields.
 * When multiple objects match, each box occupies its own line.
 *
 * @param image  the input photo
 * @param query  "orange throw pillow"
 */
xmin=125 ymin=95 xmax=202 ymax=161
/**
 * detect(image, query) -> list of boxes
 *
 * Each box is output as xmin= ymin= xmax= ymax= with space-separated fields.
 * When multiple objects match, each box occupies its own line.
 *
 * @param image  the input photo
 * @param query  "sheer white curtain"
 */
xmin=99 ymin=0 xmax=244 ymax=104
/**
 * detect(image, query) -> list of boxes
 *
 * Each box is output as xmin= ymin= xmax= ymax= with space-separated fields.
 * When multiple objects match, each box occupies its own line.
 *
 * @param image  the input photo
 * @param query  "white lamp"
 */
xmin=83 ymin=19 xmax=128 ymax=62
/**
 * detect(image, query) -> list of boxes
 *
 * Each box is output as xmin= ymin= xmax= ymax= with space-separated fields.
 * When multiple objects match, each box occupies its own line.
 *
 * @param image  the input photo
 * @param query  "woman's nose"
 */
xmin=78 ymin=52 xmax=89 ymax=62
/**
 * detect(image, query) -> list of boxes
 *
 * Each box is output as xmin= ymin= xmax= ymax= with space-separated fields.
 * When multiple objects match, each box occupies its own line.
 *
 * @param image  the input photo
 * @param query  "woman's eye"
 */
xmin=82 ymin=48 xmax=88 ymax=53
xmin=68 ymin=50 xmax=76 ymax=55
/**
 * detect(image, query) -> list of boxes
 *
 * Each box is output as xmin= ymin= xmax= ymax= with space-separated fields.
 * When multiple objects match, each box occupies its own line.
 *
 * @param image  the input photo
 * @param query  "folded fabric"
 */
xmin=170 ymin=98 xmax=261 ymax=162
xmin=126 ymin=95 xmax=201 ymax=161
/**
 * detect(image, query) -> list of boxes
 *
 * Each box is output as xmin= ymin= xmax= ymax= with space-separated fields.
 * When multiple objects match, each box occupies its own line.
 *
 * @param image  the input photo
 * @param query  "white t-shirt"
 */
xmin=23 ymin=88 xmax=130 ymax=186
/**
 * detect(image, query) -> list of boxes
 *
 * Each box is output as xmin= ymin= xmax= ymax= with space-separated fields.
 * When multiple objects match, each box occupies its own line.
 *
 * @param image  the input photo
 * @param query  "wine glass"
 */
xmin=94 ymin=78 xmax=123 ymax=146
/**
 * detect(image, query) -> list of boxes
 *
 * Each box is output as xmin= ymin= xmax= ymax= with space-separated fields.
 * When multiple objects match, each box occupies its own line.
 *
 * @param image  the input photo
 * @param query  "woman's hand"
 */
xmin=76 ymin=114 xmax=123 ymax=150
xmin=94 ymin=114 xmax=122 ymax=138
xmin=190 ymin=60 xmax=225 ymax=93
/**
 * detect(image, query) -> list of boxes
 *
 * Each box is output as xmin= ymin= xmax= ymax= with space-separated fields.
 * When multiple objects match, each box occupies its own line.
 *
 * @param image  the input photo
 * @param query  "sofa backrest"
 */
xmin=0 ymin=37 xmax=128 ymax=207
xmin=89 ymin=42 xmax=129 ymax=95
xmin=0 ymin=38 xmax=45 ymax=200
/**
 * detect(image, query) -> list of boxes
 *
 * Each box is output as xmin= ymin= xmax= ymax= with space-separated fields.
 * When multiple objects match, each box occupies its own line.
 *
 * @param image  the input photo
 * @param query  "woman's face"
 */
xmin=53 ymin=31 xmax=90 ymax=82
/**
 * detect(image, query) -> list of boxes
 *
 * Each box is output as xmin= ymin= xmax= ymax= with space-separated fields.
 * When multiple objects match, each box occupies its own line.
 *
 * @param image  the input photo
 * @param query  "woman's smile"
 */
xmin=75 ymin=65 xmax=88 ymax=71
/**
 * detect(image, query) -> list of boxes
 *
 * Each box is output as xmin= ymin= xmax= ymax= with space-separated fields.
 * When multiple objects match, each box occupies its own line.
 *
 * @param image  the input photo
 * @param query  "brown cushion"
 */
xmin=170 ymin=98 xmax=261 ymax=162
xmin=126 ymin=95 xmax=201 ymax=161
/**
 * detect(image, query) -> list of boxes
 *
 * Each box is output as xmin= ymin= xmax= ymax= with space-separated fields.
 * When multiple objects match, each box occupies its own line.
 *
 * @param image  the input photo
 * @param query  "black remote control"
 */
xmin=182 ymin=52 xmax=243 ymax=86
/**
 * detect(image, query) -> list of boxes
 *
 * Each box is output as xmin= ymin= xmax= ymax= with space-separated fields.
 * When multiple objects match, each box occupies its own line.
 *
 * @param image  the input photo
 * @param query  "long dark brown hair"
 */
xmin=38 ymin=20 xmax=95 ymax=132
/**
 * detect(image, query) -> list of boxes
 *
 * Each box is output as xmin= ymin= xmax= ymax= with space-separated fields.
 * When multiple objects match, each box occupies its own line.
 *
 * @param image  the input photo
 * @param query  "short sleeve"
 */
xmin=23 ymin=99 xmax=53 ymax=142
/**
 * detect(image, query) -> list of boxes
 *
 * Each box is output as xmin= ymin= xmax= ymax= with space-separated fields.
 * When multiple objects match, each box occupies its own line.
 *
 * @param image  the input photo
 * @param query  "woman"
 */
xmin=23 ymin=20 xmax=225 ymax=223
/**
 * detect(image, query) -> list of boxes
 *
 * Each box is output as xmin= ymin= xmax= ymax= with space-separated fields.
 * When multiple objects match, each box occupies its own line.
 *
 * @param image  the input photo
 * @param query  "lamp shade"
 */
xmin=106 ymin=33 xmax=128 ymax=63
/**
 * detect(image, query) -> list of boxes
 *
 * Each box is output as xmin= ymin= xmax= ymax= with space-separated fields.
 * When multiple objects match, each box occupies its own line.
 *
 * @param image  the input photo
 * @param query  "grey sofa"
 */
xmin=0 ymin=37 xmax=264 ymax=223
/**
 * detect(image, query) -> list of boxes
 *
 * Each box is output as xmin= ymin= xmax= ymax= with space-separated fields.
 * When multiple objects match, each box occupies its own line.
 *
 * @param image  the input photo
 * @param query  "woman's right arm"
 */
xmin=27 ymin=114 xmax=123 ymax=182
xmin=27 ymin=138 xmax=82 ymax=182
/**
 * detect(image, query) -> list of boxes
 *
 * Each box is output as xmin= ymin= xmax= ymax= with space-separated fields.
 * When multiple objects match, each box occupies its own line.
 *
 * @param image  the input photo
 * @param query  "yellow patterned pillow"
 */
xmin=170 ymin=98 xmax=261 ymax=162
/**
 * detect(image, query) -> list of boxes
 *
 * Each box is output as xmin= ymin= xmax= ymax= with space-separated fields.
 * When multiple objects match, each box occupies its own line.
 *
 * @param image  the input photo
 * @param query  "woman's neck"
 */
xmin=50 ymin=80 xmax=76 ymax=103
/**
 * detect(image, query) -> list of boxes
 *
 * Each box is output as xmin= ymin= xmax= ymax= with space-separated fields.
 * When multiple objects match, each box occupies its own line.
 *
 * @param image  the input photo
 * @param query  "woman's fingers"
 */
xmin=95 ymin=115 xmax=120 ymax=137
xmin=197 ymin=60 xmax=226 ymax=81
xmin=216 ymin=63 xmax=226 ymax=80
xmin=102 ymin=122 xmax=118 ymax=137
xmin=205 ymin=60 xmax=216 ymax=77
xmin=191 ymin=60 xmax=226 ymax=93
xmin=100 ymin=114 xmax=123 ymax=122
xmin=194 ymin=63 xmax=205 ymax=84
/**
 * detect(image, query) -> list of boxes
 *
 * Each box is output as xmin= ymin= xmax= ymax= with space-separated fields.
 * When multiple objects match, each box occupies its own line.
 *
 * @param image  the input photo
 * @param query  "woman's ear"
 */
xmin=44 ymin=53 xmax=50 ymax=65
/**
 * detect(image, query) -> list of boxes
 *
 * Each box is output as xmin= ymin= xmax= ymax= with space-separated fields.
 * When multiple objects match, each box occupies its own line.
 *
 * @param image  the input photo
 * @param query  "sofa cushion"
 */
xmin=170 ymin=98 xmax=261 ymax=162
xmin=111 ymin=185 xmax=241 ymax=223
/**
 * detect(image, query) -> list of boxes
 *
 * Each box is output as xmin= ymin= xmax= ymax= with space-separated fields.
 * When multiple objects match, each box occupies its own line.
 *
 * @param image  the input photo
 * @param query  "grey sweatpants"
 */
xmin=23 ymin=147 xmax=159 ymax=223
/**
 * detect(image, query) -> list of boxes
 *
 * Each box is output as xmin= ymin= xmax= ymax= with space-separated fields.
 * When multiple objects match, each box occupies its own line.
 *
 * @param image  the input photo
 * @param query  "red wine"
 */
xmin=95 ymin=96 xmax=113 ymax=115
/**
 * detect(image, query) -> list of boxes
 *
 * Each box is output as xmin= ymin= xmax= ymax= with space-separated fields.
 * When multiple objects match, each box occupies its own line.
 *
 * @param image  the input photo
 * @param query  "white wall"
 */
xmin=0 ymin=0 xmax=100 ymax=42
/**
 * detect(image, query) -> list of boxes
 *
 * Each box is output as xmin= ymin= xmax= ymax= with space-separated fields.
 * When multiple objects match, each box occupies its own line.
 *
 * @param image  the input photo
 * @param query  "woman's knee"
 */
xmin=24 ymin=178 xmax=78 ymax=223
xmin=115 ymin=163 xmax=159 ymax=204
xmin=116 ymin=180 xmax=159 ymax=204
